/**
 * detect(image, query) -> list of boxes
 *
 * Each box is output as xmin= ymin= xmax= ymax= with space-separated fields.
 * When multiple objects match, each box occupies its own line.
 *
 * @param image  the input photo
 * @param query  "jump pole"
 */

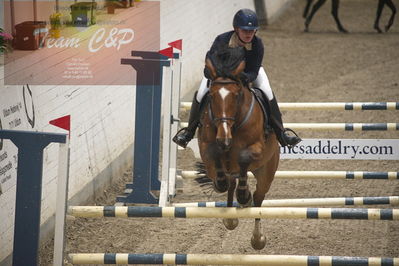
xmin=172 ymin=196 xmax=399 ymax=207
xmin=181 ymin=170 xmax=399 ymax=180
xmin=179 ymin=122 xmax=399 ymax=131
xmin=67 ymin=206 xmax=399 ymax=220
xmin=68 ymin=253 xmax=399 ymax=265
xmin=180 ymin=102 xmax=399 ymax=111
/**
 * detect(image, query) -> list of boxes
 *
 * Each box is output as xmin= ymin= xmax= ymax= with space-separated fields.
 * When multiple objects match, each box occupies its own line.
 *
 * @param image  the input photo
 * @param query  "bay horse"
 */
xmin=303 ymin=0 xmax=396 ymax=33
xmin=197 ymin=47 xmax=280 ymax=250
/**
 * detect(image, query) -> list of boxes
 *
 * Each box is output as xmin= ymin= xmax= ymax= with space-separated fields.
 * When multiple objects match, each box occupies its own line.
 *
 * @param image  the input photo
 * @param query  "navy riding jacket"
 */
xmin=205 ymin=30 xmax=264 ymax=82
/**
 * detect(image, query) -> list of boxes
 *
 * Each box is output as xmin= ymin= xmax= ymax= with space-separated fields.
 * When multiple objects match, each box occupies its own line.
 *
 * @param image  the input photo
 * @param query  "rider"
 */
xmin=173 ymin=8 xmax=302 ymax=148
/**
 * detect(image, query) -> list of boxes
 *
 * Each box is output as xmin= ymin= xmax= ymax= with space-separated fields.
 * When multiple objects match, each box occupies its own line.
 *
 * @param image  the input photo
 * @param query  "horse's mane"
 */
xmin=206 ymin=45 xmax=245 ymax=80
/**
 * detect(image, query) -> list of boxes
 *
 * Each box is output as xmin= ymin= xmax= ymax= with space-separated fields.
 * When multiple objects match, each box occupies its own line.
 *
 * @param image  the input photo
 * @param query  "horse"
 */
xmin=197 ymin=47 xmax=280 ymax=250
xmin=303 ymin=0 xmax=396 ymax=33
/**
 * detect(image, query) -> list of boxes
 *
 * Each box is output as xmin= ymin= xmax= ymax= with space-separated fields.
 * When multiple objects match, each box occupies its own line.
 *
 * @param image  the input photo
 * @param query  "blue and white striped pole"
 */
xmin=173 ymin=196 xmax=399 ymax=208
xmin=179 ymin=122 xmax=399 ymax=131
xmin=180 ymin=102 xmax=399 ymax=111
xmin=68 ymin=253 xmax=399 ymax=265
xmin=68 ymin=206 xmax=399 ymax=220
xmin=181 ymin=170 xmax=399 ymax=180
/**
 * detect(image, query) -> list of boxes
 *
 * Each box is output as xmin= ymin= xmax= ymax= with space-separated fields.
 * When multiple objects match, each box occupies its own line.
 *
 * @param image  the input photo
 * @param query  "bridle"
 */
xmin=208 ymin=78 xmax=255 ymax=131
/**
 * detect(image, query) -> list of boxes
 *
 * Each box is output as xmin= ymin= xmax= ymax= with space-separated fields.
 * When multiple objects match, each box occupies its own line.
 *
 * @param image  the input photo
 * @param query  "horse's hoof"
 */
xmin=304 ymin=21 xmax=310 ymax=32
xmin=251 ymin=234 xmax=266 ymax=250
xmin=213 ymin=179 xmax=229 ymax=193
xmin=223 ymin=218 xmax=239 ymax=230
xmin=374 ymin=25 xmax=383 ymax=33
xmin=237 ymin=190 xmax=252 ymax=207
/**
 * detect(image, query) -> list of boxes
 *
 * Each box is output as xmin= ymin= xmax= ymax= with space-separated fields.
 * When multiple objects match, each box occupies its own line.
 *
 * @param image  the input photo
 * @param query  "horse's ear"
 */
xmin=232 ymin=60 xmax=245 ymax=77
xmin=205 ymin=58 xmax=217 ymax=80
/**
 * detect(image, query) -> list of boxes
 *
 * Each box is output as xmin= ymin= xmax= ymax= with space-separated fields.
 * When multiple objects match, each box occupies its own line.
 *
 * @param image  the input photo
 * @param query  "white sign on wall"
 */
xmin=280 ymin=139 xmax=399 ymax=160
xmin=0 ymin=86 xmax=34 ymax=196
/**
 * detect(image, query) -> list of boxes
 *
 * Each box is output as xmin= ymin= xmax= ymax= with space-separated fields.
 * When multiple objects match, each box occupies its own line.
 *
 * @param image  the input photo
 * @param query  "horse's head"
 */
xmin=205 ymin=47 xmax=246 ymax=151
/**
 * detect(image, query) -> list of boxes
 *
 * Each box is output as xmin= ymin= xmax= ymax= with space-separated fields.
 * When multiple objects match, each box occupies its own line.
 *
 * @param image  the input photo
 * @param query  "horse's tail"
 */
xmin=194 ymin=161 xmax=213 ymax=185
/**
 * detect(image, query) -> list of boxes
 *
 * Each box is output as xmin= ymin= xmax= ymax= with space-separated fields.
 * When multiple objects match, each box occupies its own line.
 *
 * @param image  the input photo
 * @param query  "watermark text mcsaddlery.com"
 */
xmin=280 ymin=139 xmax=399 ymax=160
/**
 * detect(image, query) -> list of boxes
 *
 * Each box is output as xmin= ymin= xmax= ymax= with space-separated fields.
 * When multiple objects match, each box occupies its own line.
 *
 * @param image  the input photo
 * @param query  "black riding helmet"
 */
xmin=233 ymin=9 xmax=259 ymax=30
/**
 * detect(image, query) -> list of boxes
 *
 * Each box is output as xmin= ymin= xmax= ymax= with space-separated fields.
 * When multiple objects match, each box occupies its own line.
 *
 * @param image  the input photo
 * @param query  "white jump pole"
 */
xmin=180 ymin=102 xmax=399 ymax=111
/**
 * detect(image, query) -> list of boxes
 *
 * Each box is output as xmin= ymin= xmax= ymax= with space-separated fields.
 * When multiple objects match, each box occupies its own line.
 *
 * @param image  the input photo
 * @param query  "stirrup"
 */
xmin=172 ymin=127 xmax=193 ymax=148
xmin=282 ymin=128 xmax=302 ymax=148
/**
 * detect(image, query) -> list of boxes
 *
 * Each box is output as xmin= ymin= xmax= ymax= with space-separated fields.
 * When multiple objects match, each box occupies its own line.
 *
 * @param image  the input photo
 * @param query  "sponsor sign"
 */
xmin=3 ymin=1 xmax=160 ymax=85
xmin=280 ymin=139 xmax=399 ymax=160
xmin=187 ymin=138 xmax=399 ymax=160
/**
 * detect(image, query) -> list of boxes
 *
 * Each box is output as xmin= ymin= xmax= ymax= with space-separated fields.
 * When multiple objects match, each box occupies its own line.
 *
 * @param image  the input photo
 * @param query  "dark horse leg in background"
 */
xmin=374 ymin=0 xmax=397 ymax=33
xmin=331 ymin=0 xmax=348 ymax=32
xmin=305 ymin=0 xmax=348 ymax=33
xmin=303 ymin=0 xmax=314 ymax=18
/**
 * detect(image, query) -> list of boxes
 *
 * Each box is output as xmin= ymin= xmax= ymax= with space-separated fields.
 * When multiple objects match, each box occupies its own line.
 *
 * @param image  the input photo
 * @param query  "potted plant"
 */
xmin=49 ymin=13 xmax=62 ymax=38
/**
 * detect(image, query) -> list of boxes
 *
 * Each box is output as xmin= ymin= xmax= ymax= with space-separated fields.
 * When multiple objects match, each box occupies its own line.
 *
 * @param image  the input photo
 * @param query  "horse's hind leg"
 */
xmin=250 ymin=168 xmax=274 ymax=250
xmin=331 ymin=0 xmax=348 ymax=33
xmin=385 ymin=0 xmax=396 ymax=32
xmin=374 ymin=0 xmax=385 ymax=33
xmin=223 ymin=175 xmax=238 ymax=230
xmin=250 ymin=152 xmax=279 ymax=250
xmin=304 ymin=0 xmax=327 ymax=32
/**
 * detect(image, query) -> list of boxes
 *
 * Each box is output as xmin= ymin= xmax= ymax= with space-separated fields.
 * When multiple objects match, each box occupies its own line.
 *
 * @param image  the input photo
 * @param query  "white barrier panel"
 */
xmin=185 ymin=139 xmax=399 ymax=160
xmin=280 ymin=139 xmax=399 ymax=160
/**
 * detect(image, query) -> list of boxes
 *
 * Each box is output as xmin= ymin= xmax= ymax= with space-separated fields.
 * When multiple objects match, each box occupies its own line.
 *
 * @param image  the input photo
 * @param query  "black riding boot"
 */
xmin=269 ymin=97 xmax=302 ymax=147
xmin=173 ymin=92 xmax=201 ymax=148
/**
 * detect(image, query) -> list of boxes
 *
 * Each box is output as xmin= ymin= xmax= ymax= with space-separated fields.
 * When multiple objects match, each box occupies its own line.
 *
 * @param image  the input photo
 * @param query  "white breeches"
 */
xmin=253 ymin=67 xmax=274 ymax=100
xmin=195 ymin=67 xmax=274 ymax=102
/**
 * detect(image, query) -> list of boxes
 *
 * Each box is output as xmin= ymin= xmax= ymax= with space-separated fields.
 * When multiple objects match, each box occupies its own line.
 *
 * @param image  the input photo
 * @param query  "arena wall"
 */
xmin=0 ymin=0 xmax=292 ymax=264
xmin=264 ymin=0 xmax=295 ymax=24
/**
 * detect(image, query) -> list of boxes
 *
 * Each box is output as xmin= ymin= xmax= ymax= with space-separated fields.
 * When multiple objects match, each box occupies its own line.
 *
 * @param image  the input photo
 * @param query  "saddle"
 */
xmin=250 ymin=87 xmax=273 ymax=135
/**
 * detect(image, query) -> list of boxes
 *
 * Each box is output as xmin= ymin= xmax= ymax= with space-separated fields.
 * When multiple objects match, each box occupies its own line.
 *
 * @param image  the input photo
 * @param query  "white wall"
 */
xmin=0 ymin=84 xmax=135 ymax=265
xmin=265 ymin=0 xmax=294 ymax=24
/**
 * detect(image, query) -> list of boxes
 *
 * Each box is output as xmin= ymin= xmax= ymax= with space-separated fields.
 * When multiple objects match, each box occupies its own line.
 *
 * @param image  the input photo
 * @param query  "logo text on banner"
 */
xmin=280 ymin=139 xmax=399 ymax=160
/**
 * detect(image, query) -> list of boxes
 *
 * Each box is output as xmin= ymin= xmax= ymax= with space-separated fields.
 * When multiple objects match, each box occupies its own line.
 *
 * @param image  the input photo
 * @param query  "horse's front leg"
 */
xmin=236 ymin=148 xmax=258 ymax=207
xmin=303 ymin=0 xmax=314 ymax=19
xmin=304 ymin=0 xmax=327 ymax=32
xmin=213 ymin=159 xmax=229 ymax=193
xmin=223 ymin=175 xmax=238 ymax=230
xmin=236 ymin=167 xmax=252 ymax=206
